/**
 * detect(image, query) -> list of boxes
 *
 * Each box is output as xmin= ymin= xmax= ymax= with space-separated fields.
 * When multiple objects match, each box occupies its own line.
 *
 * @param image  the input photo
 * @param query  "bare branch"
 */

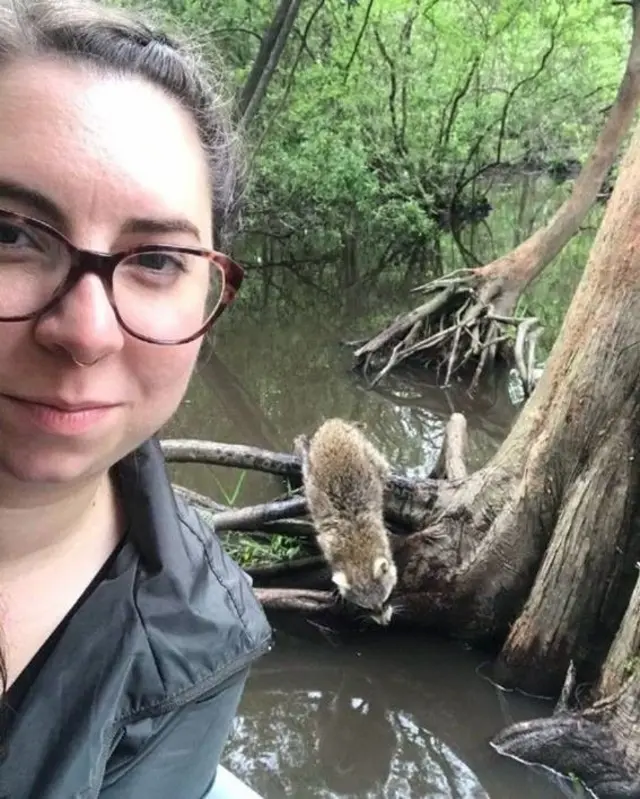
xmin=495 ymin=25 xmax=559 ymax=165
xmin=437 ymin=56 xmax=480 ymax=156
xmin=342 ymin=0 xmax=376 ymax=82
xmin=373 ymin=27 xmax=407 ymax=156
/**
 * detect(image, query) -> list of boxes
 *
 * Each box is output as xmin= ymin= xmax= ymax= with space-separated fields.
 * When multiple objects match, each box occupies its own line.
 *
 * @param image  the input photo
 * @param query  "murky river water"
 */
xmin=162 ymin=288 xmax=578 ymax=798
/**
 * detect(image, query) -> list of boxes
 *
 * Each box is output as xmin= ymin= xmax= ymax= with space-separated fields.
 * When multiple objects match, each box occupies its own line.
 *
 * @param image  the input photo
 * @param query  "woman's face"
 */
xmin=0 ymin=58 xmax=213 ymax=487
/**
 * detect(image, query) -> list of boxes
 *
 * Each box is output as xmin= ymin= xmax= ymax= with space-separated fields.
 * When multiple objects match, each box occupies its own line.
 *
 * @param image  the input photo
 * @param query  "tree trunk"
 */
xmin=491 ymin=570 xmax=640 ymax=798
xmin=238 ymin=0 xmax=304 ymax=128
xmin=352 ymin=1 xmax=640 ymax=389
xmin=390 ymin=112 xmax=640 ymax=695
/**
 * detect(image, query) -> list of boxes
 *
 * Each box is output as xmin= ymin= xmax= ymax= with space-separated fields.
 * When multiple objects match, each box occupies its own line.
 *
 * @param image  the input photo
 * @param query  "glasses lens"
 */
xmin=113 ymin=250 xmax=223 ymax=343
xmin=0 ymin=215 xmax=70 ymax=317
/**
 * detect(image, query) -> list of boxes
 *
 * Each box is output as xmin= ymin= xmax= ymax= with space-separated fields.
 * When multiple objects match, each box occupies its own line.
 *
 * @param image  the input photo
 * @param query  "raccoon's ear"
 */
xmin=373 ymin=556 xmax=390 ymax=579
xmin=332 ymin=570 xmax=350 ymax=591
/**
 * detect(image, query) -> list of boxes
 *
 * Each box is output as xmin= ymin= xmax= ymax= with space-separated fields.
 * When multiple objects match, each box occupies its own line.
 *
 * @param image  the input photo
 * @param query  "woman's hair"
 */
xmin=0 ymin=0 xmax=244 ymax=703
xmin=0 ymin=0 xmax=244 ymax=247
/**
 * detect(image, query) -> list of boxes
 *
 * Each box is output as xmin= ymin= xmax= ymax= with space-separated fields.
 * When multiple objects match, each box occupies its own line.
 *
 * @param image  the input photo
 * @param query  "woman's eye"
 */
xmin=135 ymin=252 xmax=186 ymax=272
xmin=0 ymin=221 xmax=32 ymax=247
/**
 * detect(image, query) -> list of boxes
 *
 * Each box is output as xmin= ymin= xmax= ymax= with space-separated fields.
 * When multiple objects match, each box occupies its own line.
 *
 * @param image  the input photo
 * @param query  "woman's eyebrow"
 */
xmin=120 ymin=217 xmax=201 ymax=241
xmin=0 ymin=178 xmax=68 ymax=230
xmin=0 ymin=177 xmax=202 ymax=242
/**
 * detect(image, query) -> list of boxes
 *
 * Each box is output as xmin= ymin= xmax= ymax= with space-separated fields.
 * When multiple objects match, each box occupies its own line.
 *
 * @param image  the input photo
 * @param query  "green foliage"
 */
xmin=117 ymin=0 xmax=629 ymax=289
xmin=224 ymin=533 xmax=303 ymax=567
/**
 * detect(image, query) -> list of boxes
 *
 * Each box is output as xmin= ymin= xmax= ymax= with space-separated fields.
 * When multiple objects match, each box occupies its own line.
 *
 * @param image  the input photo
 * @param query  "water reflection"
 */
xmin=224 ymin=627 xmax=572 ymax=799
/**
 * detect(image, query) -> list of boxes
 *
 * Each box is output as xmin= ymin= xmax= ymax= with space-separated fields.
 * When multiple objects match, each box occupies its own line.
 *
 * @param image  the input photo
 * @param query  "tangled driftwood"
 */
xmin=350 ymin=270 xmax=543 ymax=395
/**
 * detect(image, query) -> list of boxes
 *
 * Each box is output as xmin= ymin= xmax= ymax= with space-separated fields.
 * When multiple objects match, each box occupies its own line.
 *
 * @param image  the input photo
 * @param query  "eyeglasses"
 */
xmin=0 ymin=209 xmax=244 ymax=345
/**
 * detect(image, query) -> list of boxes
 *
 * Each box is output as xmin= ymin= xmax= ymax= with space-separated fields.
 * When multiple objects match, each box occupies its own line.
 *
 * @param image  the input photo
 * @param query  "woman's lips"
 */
xmin=1 ymin=393 xmax=119 ymax=435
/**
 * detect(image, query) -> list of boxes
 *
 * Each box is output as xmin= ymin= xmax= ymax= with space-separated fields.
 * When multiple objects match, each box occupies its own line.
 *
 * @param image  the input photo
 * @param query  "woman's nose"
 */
xmin=33 ymin=272 xmax=125 ymax=365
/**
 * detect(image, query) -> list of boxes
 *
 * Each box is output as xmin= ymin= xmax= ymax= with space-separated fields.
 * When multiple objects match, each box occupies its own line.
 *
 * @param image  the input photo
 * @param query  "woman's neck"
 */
xmin=0 ymin=472 xmax=121 ymax=572
xmin=0 ymin=472 xmax=124 ymax=689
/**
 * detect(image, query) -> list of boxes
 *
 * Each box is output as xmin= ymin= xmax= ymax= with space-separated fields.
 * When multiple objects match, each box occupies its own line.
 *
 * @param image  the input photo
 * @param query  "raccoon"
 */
xmin=298 ymin=418 xmax=397 ymax=624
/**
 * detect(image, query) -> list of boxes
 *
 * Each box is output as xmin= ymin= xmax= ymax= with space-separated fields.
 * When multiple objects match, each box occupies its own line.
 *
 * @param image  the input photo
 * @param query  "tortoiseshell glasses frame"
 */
xmin=0 ymin=208 xmax=244 ymax=345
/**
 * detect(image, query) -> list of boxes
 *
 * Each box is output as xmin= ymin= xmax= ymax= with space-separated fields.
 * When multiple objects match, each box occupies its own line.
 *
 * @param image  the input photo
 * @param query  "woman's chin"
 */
xmin=0 ymin=436 xmax=123 ymax=487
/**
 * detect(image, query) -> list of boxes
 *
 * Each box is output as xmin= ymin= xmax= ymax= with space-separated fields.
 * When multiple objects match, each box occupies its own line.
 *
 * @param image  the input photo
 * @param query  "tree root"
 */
xmin=245 ymin=555 xmax=327 ymax=583
xmin=514 ymin=317 xmax=544 ymax=397
xmin=163 ymin=438 xmax=449 ymax=532
xmin=253 ymin=587 xmax=339 ymax=614
xmin=492 ymin=569 xmax=640 ymax=797
xmin=161 ymin=438 xmax=299 ymax=476
xmin=209 ymin=497 xmax=308 ymax=532
xmin=430 ymin=412 xmax=468 ymax=481
xmin=491 ymin=676 xmax=640 ymax=799
xmin=351 ymin=270 xmax=543 ymax=393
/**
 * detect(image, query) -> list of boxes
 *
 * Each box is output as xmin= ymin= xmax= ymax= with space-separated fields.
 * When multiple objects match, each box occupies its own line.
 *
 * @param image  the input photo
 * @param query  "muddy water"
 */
xmin=162 ymin=293 xmax=575 ymax=799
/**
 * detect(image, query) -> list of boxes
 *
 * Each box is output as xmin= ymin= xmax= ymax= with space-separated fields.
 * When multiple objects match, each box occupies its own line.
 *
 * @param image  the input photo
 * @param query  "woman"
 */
xmin=0 ymin=1 xmax=272 ymax=796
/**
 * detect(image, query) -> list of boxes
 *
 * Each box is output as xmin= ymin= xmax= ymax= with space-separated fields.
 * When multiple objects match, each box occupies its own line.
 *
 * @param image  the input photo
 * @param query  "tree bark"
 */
xmin=352 ymin=0 xmax=640 ymax=388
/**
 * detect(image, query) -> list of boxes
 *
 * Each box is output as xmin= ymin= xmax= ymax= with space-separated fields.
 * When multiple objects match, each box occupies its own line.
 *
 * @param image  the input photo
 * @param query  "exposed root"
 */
xmin=555 ymin=660 xmax=577 ymax=714
xmin=491 ymin=676 xmax=640 ymax=799
xmin=245 ymin=555 xmax=327 ymax=583
xmin=514 ymin=317 xmax=544 ymax=397
xmin=253 ymin=587 xmax=339 ymax=614
xmin=351 ymin=271 xmax=542 ymax=391
xmin=493 ymin=570 xmax=640 ymax=797
xmin=210 ymin=497 xmax=308 ymax=532
xmin=163 ymin=438 xmax=447 ymax=531
xmin=598 ymin=562 xmax=640 ymax=697
xmin=161 ymin=438 xmax=299 ymax=476
xmin=430 ymin=412 xmax=468 ymax=481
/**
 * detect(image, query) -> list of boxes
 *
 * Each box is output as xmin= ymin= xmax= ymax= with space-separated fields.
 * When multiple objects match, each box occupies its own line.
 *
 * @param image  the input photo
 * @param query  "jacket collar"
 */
xmin=4 ymin=438 xmax=270 ymax=773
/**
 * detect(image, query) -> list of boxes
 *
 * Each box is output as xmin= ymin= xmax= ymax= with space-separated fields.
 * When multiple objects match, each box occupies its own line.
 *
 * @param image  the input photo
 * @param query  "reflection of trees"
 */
xmin=365 ymin=368 xmax=519 ymax=472
xmin=198 ymin=351 xmax=285 ymax=453
xmin=224 ymin=629 xmax=568 ymax=799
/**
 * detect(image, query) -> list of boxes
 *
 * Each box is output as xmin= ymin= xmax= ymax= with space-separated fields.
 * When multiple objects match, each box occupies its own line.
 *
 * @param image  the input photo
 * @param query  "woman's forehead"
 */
xmin=0 ymin=57 xmax=212 ymax=244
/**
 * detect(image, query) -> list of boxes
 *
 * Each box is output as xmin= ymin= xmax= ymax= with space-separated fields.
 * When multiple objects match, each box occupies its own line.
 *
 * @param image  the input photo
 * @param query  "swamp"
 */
xmin=162 ymin=167 xmax=611 ymax=798
xmin=119 ymin=0 xmax=640 ymax=795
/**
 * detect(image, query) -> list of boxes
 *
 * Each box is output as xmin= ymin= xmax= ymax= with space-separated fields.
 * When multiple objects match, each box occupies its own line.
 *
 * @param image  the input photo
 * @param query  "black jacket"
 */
xmin=0 ymin=438 xmax=272 ymax=799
